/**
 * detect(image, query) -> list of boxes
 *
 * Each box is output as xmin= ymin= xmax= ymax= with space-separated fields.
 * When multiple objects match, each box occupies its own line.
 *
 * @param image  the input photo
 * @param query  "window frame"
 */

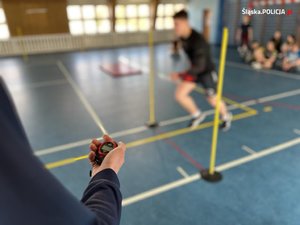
xmin=156 ymin=3 xmax=186 ymax=31
xmin=67 ymin=4 xmax=111 ymax=35
xmin=0 ymin=8 xmax=10 ymax=39
xmin=115 ymin=3 xmax=150 ymax=33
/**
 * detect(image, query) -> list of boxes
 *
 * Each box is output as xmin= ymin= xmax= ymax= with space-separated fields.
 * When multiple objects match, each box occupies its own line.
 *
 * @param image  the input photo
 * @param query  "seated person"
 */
xmin=243 ymin=40 xmax=260 ymax=63
xmin=274 ymin=42 xmax=289 ymax=70
xmin=271 ymin=30 xmax=283 ymax=53
xmin=286 ymin=34 xmax=297 ymax=50
xmin=252 ymin=40 xmax=277 ymax=69
xmin=282 ymin=43 xmax=300 ymax=72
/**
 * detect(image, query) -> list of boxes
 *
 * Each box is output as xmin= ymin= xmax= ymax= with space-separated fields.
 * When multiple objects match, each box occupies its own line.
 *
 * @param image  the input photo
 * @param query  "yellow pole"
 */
xmin=148 ymin=28 xmax=156 ymax=126
xmin=208 ymin=27 xmax=228 ymax=175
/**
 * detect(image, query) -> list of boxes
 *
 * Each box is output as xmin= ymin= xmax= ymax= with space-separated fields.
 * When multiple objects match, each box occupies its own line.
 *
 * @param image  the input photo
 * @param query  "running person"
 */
xmin=170 ymin=10 xmax=232 ymax=130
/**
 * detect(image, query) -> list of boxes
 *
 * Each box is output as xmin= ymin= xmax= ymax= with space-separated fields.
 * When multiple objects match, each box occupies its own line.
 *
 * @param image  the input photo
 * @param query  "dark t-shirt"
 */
xmin=180 ymin=29 xmax=215 ymax=76
xmin=241 ymin=23 xmax=251 ymax=37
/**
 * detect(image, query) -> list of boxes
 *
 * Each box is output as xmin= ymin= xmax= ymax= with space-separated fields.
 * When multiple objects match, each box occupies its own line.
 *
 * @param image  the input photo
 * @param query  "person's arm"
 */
xmin=288 ymin=60 xmax=300 ymax=68
xmin=267 ymin=52 xmax=277 ymax=64
xmin=81 ymin=135 xmax=126 ymax=225
xmin=169 ymin=41 xmax=207 ymax=82
xmin=171 ymin=40 xmax=181 ymax=53
xmin=263 ymin=54 xmax=277 ymax=69
xmin=182 ymin=41 xmax=208 ymax=77
xmin=282 ymin=57 xmax=292 ymax=71
xmin=81 ymin=169 xmax=122 ymax=225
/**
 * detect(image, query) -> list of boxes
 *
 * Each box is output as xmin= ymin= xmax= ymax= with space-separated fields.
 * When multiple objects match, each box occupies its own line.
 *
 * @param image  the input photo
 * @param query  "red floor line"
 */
xmin=163 ymin=138 xmax=205 ymax=171
xmin=153 ymin=129 xmax=205 ymax=171
xmin=224 ymin=92 xmax=300 ymax=111
xmin=261 ymin=101 xmax=300 ymax=111
xmin=164 ymin=140 xmax=205 ymax=170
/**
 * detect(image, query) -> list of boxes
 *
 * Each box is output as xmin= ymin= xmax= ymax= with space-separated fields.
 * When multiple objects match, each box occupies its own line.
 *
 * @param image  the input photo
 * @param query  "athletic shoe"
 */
xmin=188 ymin=113 xmax=206 ymax=128
xmin=220 ymin=112 xmax=232 ymax=132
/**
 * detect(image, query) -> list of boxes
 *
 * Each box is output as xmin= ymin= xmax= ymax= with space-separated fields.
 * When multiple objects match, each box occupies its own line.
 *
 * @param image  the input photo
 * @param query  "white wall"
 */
xmin=188 ymin=0 xmax=220 ymax=44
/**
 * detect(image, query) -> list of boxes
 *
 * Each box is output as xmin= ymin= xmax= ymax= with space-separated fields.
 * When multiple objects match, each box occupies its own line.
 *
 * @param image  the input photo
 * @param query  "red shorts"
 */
xmin=179 ymin=71 xmax=218 ymax=96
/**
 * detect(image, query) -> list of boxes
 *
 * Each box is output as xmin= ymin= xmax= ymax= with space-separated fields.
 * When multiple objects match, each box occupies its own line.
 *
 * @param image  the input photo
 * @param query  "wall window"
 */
xmin=0 ymin=8 xmax=10 ymax=39
xmin=156 ymin=3 xmax=185 ymax=30
xmin=67 ymin=5 xmax=110 ymax=35
xmin=116 ymin=4 xmax=150 ymax=33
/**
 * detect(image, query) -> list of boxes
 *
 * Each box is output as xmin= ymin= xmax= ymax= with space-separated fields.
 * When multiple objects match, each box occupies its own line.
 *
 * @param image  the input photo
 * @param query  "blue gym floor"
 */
xmin=1 ymin=44 xmax=300 ymax=225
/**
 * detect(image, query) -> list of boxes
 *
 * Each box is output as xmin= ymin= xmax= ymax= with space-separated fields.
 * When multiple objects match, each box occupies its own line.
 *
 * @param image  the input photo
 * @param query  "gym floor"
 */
xmin=1 ymin=44 xmax=300 ymax=225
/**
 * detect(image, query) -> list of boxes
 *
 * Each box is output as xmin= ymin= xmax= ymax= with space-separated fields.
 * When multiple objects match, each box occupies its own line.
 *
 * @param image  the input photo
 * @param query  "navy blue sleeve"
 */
xmin=0 ymin=77 xmax=96 ymax=225
xmin=0 ymin=77 xmax=122 ymax=225
xmin=81 ymin=169 xmax=122 ymax=225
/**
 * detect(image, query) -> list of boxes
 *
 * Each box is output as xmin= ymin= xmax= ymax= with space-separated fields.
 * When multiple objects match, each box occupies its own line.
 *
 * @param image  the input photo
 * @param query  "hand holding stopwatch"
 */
xmin=94 ymin=141 xmax=118 ymax=165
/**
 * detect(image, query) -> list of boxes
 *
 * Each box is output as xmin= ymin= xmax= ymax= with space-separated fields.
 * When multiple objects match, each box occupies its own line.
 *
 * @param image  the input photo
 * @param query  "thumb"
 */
xmin=117 ymin=142 xmax=126 ymax=152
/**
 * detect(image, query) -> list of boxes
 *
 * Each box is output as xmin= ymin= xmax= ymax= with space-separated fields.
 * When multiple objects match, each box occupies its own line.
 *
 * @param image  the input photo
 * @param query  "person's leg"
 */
xmin=206 ymin=95 xmax=232 ymax=131
xmin=201 ymin=71 xmax=232 ymax=131
xmin=175 ymin=81 xmax=198 ymax=115
xmin=174 ymin=81 xmax=206 ymax=128
xmin=206 ymin=95 xmax=229 ymax=119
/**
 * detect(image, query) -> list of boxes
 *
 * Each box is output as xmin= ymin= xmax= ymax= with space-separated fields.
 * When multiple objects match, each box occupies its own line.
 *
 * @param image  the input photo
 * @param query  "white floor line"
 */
xmin=8 ymin=79 xmax=67 ymax=92
xmin=159 ymin=115 xmax=192 ymax=126
xmin=257 ymin=89 xmax=300 ymax=103
xmin=34 ymin=87 xmax=300 ymax=156
xmin=294 ymin=129 xmax=300 ymax=135
xmin=216 ymin=137 xmax=300 ymax=171
xmin=223 ymin=60 xmax=300 ymax=81
xmin=35 ymin=126 xmax=148 ymax=156
xmin=157 ymin=70 xmax=300 ymax=107
xmin=241 ymin=145 xmax=256 ymax=155
xmin=122 ymin=137 xmax=300 ymax=207
xmin=176 ymin=166 xmax=189 ymax=178
xmin=57 ymin=61 xmax=108 ymax=135
xmin=110 ymin=126 xmax=148 ymax=139
xmin=125 ymin=54 xmax=300 ymax=81
xmin=122 ymin=174 xmax=201 ymax=206
xmin=35 ymin=139 xmax=91 ymax=156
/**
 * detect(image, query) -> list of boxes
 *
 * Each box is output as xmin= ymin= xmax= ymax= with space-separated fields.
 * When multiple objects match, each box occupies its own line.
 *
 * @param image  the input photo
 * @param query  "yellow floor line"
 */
xmin=45 ymin=110 xmax=257 ymax=170
xmin=222 ymin=96 xmax=257 ymax=114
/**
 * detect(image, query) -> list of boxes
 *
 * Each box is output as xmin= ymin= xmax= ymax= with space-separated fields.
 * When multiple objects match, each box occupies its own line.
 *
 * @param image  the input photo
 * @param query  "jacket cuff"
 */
xmin=91 ymin=169 xmax=120 ymax=188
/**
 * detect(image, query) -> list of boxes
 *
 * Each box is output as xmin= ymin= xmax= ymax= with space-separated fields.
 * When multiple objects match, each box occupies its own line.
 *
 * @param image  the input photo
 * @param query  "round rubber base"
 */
xmin=146 ymin=121 xmax=159 ymax=128
xmin=200 ymin=169 xmax=223 ymax=182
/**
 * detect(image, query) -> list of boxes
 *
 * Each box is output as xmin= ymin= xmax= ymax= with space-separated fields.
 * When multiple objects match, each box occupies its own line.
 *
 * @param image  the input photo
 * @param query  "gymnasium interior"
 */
xmin=0 ymin=0 xmax=300 ymax=224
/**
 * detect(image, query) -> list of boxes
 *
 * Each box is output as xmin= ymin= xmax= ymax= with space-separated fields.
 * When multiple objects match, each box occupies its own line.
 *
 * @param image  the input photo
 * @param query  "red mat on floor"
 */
xmin=100 ymin=62 xmax=142 ymax=78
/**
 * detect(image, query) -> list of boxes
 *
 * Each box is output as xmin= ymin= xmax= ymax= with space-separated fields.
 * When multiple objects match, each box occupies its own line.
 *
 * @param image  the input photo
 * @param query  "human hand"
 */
xmin=89 ymin=135 xmax=126 ymax=177
xmin=170 ymin=72 xmax=180 ymax=81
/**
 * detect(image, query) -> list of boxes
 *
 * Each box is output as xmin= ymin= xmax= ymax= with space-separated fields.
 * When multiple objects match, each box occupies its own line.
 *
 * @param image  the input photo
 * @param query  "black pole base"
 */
xmin=200 ymin=169 xmax=223 ymax=183
xmin=146 ymin=121 xmax=159 ymax=128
